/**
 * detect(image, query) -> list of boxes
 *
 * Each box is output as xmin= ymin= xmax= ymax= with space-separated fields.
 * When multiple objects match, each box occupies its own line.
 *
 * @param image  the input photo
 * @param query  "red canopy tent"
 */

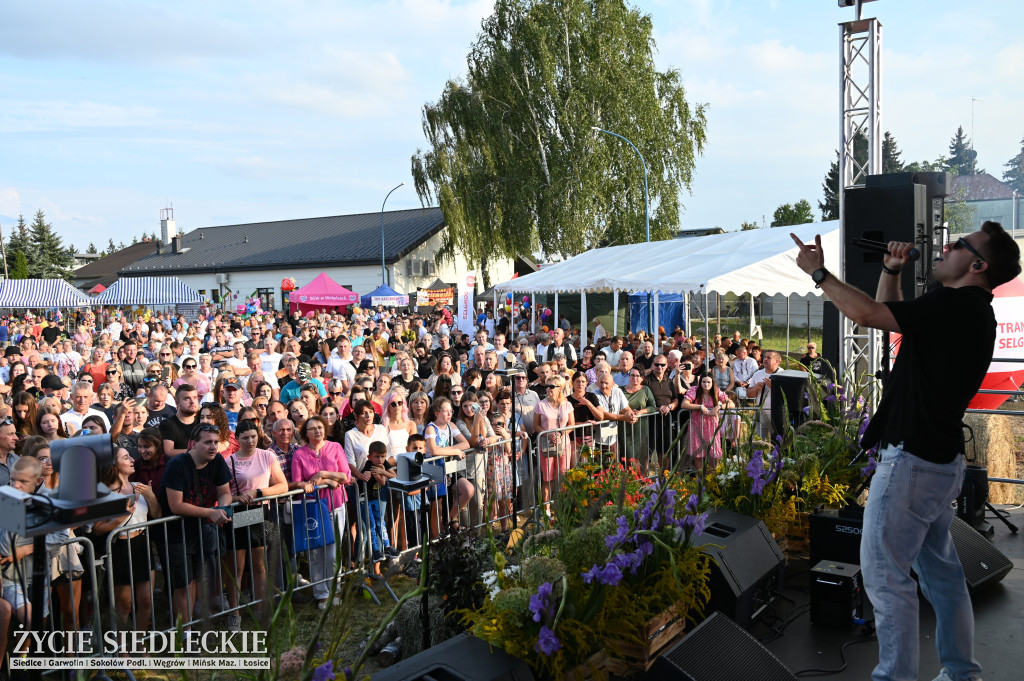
xmin=88 ymin=283 xmax=107 ymax=295
xmin=288 ymin=272 xmax=358 ymax=316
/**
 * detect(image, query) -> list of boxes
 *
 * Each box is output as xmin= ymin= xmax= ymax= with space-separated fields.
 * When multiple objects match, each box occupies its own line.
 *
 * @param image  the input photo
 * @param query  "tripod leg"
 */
xmin=986 ymin=501 xmax=1018 ymax=534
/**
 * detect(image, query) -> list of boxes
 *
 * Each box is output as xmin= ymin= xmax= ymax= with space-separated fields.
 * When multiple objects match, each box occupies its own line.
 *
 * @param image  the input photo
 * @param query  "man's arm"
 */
xmin=167 ymin=488 xmax=220 ymax=520
xmin=791 ymin=233 xmax=902 ymax=333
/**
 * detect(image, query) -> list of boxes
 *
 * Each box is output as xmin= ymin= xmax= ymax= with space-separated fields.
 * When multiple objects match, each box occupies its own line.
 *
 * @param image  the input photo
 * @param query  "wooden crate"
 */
xmin=559 ymin=650 xmax=609 ymax=681
xmin=785 ymin=512 xmax=811 ymax=560
xmin=604 ymin=603 xmax=688 ymax=675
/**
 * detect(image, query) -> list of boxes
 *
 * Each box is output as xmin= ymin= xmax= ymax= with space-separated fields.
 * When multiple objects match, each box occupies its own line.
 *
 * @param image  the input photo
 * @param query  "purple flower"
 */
xmin=536 ymin=625 xmax=561 ymax=655
xmin=636 ymin=538 xmax=654 ymax=557
xmin=664 ymin=488 xmax=677 ymax=509
xmin=802 ymin=405 xmax=811 ymax=416
xmin=681 ymin=512 xmax=707 ymax=536
xmin=861 ymin=454 xmax=877 ymax=478
xmin=825 ymin=394 xmax=836 ymax=403
xmin=605 ymin=515 xmax=629 ymax=550
xmin=313 ymin=662 xmax=336 ymax=681
xmin=529 ymin=582 xmax=553 ymax=622
xmin=750 ymin=474 xmax=766 ymax=495
xmin=685 ymin=494 xmax=699 ymax=514
xmin=583 ymin=562 xmax=624 ymax=585
xmin=857 ymin=418 xmax=870 ymax=439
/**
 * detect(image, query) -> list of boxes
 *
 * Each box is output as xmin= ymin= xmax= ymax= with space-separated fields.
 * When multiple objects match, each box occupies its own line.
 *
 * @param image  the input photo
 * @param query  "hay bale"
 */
xmin=963 ymin=412 xmax=1019 ymax=504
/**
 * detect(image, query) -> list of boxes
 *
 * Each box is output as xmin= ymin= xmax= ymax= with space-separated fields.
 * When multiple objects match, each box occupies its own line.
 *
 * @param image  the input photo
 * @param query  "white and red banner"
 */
xmin=457 ymin=273 xmax=477 ymax=336
xmin=970 ymin=277 xmax=1024 ymax=410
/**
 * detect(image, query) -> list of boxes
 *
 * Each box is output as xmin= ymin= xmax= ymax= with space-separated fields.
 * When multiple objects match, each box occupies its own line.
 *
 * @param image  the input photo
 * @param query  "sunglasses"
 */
xmin=390 ymin=401 xmax=404 ymax=407
xmin=450 ymin=389 xmax=463 ymax=395
xmin=952 ymin=237 xmax=986 ymax=262
xmin=653 ymin=363 xmax=667 ymax=367
xmin=183 ymin=364 xmax=196 ymax=369
xmin=329 ymin=391 xmax=343 ymax=397
xmin=193 ymin=423 xmax=220 ymax=435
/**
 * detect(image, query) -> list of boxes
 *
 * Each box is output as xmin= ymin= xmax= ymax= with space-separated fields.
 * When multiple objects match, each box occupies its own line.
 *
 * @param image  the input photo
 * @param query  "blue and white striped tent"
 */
xmin=0 ymin=279 xmax=91 ymax=308
xmin=93 ymin=276 xmax=203 ymax=306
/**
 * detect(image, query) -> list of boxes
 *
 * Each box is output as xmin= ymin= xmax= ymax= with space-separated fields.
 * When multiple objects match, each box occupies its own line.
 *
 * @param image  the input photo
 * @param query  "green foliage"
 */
xmin=105 ymin=238 xmax=117 ymax=255
xmin=86 ymin=242 xmax=98 ymax=254
xmin=946 ymin=125 xmax=982 ymax=176
xmin=820 ymin=130 xmax=868 ymax=221
xmin=10 ymin=251 xmax=28 ymax=279
xmin=1002 ymin=132 xmax=1024 ymax=194
xmin=28 ymin=210 xmax=74 ymax=280
xmin=882 ymin=131 xmax=905 ymax=174
xmin=740 ymin=220 xmax=760 ymax=231
xmin=411 ymin=0 xmax=707 ymax=280
xmin=770 ymin=199 xmax=815 ymax=227
xmin=945 ymin=181 xmax=978 ymax=235
xmin=430 ymin=529 xmax=493 ymax=618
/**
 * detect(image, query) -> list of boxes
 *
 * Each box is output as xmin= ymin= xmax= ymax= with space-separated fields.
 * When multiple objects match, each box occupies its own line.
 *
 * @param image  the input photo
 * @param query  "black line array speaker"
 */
xmin=649 ymin=611 xmax=798 ymax=681
xmin=843 ymin=181 xmax=928 ymax=300
xmin=691 ymin=509 xmax=785 ymax=629
xmin=370 ymin=633 xmax=535 ymax=681
xmin=808 ymin=507 xmax=1013 ymax=593
xmin=770 ymin=369 xmax=811 ymax=434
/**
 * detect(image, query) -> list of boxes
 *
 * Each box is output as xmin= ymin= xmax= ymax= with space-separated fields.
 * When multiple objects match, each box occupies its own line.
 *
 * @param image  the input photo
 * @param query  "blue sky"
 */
xmin=1 ymin=0 xmax=1022 ymax=252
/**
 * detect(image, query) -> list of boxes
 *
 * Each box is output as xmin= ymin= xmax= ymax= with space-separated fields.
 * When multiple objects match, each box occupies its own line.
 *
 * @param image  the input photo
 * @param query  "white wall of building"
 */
xmin=157 ymin=228 xmax=513 ymax=312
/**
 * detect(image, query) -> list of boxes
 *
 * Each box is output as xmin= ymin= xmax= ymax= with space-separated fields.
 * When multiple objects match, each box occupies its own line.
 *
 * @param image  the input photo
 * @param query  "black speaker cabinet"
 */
xmin=370 ymin=633 xmax=535 ymax=681
xmin=809 ymin=560 xmax=864 ymax=629
xmin=691 ymin=509 xmax=785 ymax=629
xmin=770 ymin=369 xmax=811 ymax=434
xmin=649 ymin=611 xmax=797 ymax=680
xmin=844 ymin=182 xmax=928 ymax=300
xmin=949 ymin=513 xmax=1014 ymax=591
xmin=808 ymin=507 xmax=1012 ymax=593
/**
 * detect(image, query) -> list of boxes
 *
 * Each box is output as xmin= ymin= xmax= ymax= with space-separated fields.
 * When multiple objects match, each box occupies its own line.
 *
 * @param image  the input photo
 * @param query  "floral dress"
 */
xmin=683 ymin=386 xmax=727 ymax=462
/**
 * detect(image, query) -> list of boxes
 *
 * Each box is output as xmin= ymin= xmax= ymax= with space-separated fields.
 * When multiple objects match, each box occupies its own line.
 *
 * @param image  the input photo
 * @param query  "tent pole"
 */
xmin=749 ymin=292 xmax=755 ymax=339
xmin=704 ymin=292 xmax=710 ymax=369
xmin=653 ymin=291 xmax=660 ymax=354
xmin=554 ymin=293 xmax=559 ymax=333
xmin=493 ymin=289 xmax=498 ymax=321
xmin=786 ymin=295 xmax=791 ymax=357
xmin=580 ymin=290 xmax=587 ymax=353
xmin=612 ymin=290 xmax=618 ymax=338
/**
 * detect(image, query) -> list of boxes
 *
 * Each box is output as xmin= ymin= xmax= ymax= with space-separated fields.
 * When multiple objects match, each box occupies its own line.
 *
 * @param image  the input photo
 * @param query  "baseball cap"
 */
xmin=42 ymin=375 xmax=65 ymax=391
xmin=297 ymin=363 xmax=312 ymax=381
xmin=222 ymin=377 xmax=242 ymax=390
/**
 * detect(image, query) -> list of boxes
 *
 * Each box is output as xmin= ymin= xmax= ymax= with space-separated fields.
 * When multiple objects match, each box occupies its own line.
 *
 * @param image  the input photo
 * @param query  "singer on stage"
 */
xmin=791 ymin=222 xmax=1020 ymax=681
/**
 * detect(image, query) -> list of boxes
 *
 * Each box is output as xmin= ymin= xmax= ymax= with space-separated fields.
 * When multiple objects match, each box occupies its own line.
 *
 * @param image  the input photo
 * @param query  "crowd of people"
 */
xmin=0 ymin=304 xmax=809 ymax=647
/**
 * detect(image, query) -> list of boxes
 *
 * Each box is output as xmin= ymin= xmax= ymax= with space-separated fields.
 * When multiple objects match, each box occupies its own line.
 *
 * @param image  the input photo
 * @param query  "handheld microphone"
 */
xmin=850 ymin=238 xmax=920 ymax=262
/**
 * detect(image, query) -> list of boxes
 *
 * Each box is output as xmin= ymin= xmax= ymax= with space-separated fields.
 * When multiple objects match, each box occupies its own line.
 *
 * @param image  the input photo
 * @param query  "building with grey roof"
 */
xmin=120 ymin=207 xmax=512 ymax=311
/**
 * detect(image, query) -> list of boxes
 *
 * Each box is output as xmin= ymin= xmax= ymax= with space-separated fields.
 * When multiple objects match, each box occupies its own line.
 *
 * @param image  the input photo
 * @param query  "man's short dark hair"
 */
xmin=980 ymin=221 xmax=1022 ymax=289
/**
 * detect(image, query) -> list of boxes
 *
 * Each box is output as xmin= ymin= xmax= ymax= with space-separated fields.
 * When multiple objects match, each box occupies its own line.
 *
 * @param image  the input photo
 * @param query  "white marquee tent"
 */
xmin=491 ymin=222 xmax=841 ymax=348
xmin=93 ymin=276 xmax=203 ymax=306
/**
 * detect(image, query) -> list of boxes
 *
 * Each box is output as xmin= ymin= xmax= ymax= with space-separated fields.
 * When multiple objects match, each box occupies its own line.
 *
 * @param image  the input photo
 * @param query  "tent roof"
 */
xmin=493 ymin=222 xmax=840 ymax=296
xmin=423 ymin=278 xmax=450 ymax=291
xmin=360 ymin=284 xmax=406 ymax=308
xmin=92 ymin=276 xmax=203 ymax=306
xmin=88 ymin=283 xmax=107 ymax=295
xmin=291 ymin=272 xmax=358 ymax=306
xmin=0 ymin=279 xmax=92 ymax=308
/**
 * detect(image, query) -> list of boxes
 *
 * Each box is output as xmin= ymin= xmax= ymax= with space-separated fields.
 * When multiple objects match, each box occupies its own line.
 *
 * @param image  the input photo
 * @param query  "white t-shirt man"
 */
xmin=325 ymin=355 xmax=356 ymax=389
xmin=259 ymin=351 xmax=283 ymax=389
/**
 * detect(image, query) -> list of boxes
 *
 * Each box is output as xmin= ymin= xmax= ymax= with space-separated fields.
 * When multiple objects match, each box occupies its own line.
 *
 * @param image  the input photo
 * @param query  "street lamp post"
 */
xmin=380 ymin=182 xmax=405 ymax=286
xmin=593 ymin=127 xmax=652 ymax=334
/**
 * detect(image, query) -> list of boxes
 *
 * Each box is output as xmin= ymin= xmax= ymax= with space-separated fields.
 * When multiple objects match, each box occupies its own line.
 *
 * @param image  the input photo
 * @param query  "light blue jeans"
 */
xmin=861 ymin=443 xmax=982 ymax=681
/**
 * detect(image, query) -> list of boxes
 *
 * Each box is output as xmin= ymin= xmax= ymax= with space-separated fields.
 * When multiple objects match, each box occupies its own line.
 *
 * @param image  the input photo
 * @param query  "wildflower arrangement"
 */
xmin=463 ymin=473 xmax=711 ymax=680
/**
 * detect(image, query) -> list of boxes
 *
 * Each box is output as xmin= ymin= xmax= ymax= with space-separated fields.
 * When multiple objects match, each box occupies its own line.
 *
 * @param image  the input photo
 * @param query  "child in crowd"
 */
xmin=361 ymin=440 xmax=396 ymax=562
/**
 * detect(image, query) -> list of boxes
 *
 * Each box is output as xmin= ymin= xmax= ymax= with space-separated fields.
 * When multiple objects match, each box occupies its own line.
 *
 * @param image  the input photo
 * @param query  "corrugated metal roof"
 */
xmin=951 ymin=173 xmax=1015 ymax=201
xmin=122 ymin=207 xmax=445 ymax=275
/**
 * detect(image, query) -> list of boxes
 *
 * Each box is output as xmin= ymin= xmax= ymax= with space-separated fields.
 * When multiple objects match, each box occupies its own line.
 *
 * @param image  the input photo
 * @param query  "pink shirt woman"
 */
xmin=292 ymin=420 xmax=351 ymax=511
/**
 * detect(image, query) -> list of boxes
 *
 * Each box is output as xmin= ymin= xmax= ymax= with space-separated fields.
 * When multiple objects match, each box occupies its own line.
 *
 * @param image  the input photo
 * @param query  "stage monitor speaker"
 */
xmin=844 ymin=182 xmax=928 ymax=300
xmin=949 ymin=512 xmax=1014 ymax=591
xmin=691 ymin=509 xmax=785 ymax=629
xmin=649 ymin=611 xmax=797 ymax=681
xmin=808 ymin=507 xmax=1012 ymax=593
xmin=370 ymin=633 xmax=535 ymax=681
xmin=770 ymin=369 xmax=811 ymax=434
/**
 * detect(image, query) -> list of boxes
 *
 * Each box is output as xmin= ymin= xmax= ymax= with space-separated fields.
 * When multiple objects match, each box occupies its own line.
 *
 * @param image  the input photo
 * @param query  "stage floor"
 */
xmin=747 ymin=505 xmax=1024 ymax=680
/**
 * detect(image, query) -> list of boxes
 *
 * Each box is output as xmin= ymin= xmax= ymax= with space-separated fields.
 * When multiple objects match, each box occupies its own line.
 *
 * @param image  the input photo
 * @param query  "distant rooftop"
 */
xmin=952 ymin=173 xmax=1016 ymax=201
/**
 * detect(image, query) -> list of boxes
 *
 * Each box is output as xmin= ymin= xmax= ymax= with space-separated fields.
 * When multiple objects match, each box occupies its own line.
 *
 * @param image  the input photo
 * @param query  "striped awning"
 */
xmin=0 ymin=279 xmax=92 ymax=308
xmin=93 ymin=276 xmax=203 ymax=306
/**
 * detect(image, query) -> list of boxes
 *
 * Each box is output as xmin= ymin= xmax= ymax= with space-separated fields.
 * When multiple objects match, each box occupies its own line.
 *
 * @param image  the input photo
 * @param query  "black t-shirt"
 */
xmin=157 ymin=452 xmax=232 ymax=543
xmin=361 ymin=459 xmax=394 ymax=495
xmin=41 ymin=326 xmax=62 ymax=344
xmin=145 ymin=404 xmax=177 ymax=429
xmin=799 ymin=355 xmax=836 ymax=381
xmin=160 ymin=415 xmax=197 ymax=451
xmin=861 ymin=286 xmax=995 ymax=464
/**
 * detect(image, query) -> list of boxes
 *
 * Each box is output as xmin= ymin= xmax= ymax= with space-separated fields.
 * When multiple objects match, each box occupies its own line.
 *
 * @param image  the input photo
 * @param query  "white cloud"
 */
xmin=0 ymin=100 xmax=161 ymax=133
xmin=0 ymin=188 xmax=20 ymax=217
